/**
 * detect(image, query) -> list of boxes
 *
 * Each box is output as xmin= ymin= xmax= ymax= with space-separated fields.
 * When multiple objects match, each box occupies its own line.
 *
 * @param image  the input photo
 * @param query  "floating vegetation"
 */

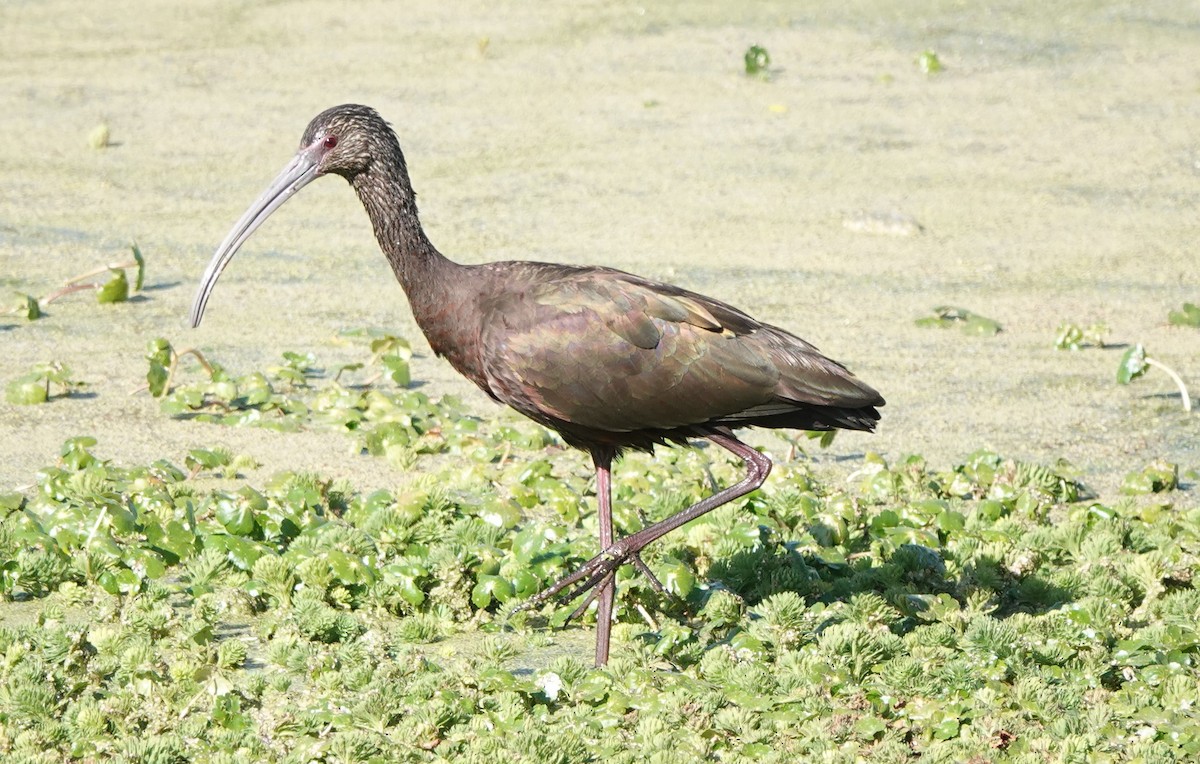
xmin=4 ymin=292 xmax=41 ymax=320
xmin=1055 ymin=321 xmax=1108 ymax=350
xmin=149 ymin=339 xmax=556 ymax=471
xmin=6 ymin=244 xmax=148 ymax=321
xmin=915 ymin=305 xmax=1002 ymax=336
xmin=743 ymin=44 xmax=771 ymax=78
xmin=0 ymin=433 xmax=1196 ymax=761
xmin=1118 ymin=343 xmax=1192 ymax=412
xmin=916 ymin=49 xmax=943 ymax=74
xmin=1120 ymin=460 xmax=1179 ymax=495
xmin=1168 ymin=302 xmax=1200 ymax=328
xmin=5 ymin=361 xmax=85 ymax=405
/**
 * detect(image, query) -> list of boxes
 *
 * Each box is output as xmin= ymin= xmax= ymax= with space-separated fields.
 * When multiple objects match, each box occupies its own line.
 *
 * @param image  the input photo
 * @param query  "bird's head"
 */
xmin=299 ymin=103 xmax=396 ymax=181
xmin=189 ymin=104 xmax=398 ymax=327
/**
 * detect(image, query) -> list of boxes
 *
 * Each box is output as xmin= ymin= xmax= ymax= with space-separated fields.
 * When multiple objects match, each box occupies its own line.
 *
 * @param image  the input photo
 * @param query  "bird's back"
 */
xmin=430 ymin=260 xmax=883 ymax=453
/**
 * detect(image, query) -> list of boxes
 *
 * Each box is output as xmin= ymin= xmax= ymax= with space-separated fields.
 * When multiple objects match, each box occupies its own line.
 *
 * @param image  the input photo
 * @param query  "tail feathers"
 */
xmin=719 ymin=401 xmax=882 ymax=434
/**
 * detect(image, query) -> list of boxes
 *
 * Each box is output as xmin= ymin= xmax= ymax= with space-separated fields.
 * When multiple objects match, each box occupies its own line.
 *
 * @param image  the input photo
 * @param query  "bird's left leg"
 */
xmin=524 ymin=431 xmax=772 ymax=621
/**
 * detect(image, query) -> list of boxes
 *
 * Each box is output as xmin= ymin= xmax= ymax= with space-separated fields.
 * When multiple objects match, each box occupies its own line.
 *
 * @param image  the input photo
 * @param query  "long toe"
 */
xmin=519 ymin=545 xmax=629 ymax=612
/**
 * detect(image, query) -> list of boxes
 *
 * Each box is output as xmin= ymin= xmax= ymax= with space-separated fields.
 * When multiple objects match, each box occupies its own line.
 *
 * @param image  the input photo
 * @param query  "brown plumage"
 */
xmin=191 ymin=104 xmax=884 ymax=666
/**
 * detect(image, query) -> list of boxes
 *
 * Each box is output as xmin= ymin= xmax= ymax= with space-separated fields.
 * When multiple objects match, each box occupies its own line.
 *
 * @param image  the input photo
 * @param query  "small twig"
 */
xmin=635 ymin=603 xmax=659 ymax=630
xmin=1145 ymin=358 xmax=1193 ymax=412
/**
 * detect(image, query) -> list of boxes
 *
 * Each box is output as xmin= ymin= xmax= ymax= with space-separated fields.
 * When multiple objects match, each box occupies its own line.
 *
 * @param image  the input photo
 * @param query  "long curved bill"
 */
xmin=189 ymin=150 xmax=322 ymax=327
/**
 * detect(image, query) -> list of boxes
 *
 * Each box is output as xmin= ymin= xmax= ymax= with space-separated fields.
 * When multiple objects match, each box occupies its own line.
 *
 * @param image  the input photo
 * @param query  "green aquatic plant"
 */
xmin=1120 ymin=461 xmax=1179 ymax=495
xmin=145 ymin=337 xmax=215 ymax=398
xmin=40 ymin=243 xmax=147 ymax=306
xmin=1055 ymin=322 xmax=1108 ymax=350
xmin=5 ymin=361 xmax=85 ymax=404
xmin=1168 ymin=302 xmax=1200 ymax=328
xmin=916 ymin=49 xmax=943 ymax=74
xmin=3 ymin=292 xmax=41 ymax=320
xmin=0 ymin=434 xmax=1196 ymax=760
xmin=154 ymin=341 xmax=558 ymax=463
xmin=744 ymin=45 xmax=771 ymax=77
xmin=915 ymin=305 xmax=1001 ymax=336
xmin=334 ymin=328 xmax=413 ymax=387
xmin=1117 ymin=343 xmax=1192 ymax=412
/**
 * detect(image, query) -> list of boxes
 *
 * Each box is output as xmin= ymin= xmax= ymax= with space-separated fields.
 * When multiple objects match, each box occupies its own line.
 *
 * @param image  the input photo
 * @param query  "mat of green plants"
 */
xmin=2 ymin=2 xmax=1198 ymax=762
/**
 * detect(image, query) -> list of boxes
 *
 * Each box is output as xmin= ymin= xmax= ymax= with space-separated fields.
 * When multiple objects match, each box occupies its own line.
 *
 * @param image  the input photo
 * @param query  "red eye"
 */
xmin=323 ymin=135 xmax=338 ymax=149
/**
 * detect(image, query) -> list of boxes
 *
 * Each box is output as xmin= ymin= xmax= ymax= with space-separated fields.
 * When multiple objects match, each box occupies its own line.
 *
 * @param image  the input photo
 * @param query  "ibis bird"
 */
xmin=190 ymin=104 xmax=884 ymax=666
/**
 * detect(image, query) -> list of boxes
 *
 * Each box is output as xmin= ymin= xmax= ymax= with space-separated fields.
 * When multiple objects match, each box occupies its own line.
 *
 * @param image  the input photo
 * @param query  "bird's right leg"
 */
xmin=524 ymin=431 xmax=772 ymax=621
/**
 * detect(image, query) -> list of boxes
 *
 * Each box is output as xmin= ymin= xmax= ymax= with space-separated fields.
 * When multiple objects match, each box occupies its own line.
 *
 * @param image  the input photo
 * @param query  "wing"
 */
xmin=478 ymin=266 xmax=882 ymax=436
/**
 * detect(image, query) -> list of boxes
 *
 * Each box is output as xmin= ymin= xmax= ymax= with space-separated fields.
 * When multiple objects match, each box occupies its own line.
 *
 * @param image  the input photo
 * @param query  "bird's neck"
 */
xmin=352 ymin=161 xmax=456 ymax=296
xmin=350 ymin=159 xmax=485 ymax=380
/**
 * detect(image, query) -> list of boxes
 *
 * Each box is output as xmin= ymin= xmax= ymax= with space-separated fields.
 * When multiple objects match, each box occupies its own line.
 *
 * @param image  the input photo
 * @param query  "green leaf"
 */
xmin=12 ymin=293 xmax=41 ymax=320
xmin=187 ymin=448 xmax=233 ymax=471
xmin=806 ymin=429 xmax=837 ymax=448
xmin=854 ymin=716 xmax=888 ymax=739
xmin=932 ymin=716 xmax=960 ymax=740
xmin=96 ymin=268 xmax=129 ymax=303
xmin=744 ymin=45 xmax=770 ymax=76
xmin=1116 ymin=344 xmax=1148 ymax=384
xmin=326 ymin=549 xmax=375 ymax=585
xmin=146 ymin=338 xmax=173 ymax=397
xmin=214 ymin=495 xmax=256 ymax=536
xmin=145 ymin=520 xmax=197 ymax=561
xmin=6 ymin=373 xmax=48 ymax=405
xmin=917 ymin=49 xmax=943 ymax=74
xmin=60 ymin=436 xmax=98 ymax=469
xmin=471 ymin=575 xmax=515 ymax=609
xmin=205 ymin=534 xmax=266 ymax=570
xmin=98 ymin=568 xmax=141 ymax=596
xmin=656 ymin=557 xmax=696 ymax=598
xmin=1120 ymin=462 xmax=1178 ymax=495
xmin=1167 ymin=302 xmax=1200 ymax=328
xmin=123 ymin=547 xmax=167 ymax=580
xmin=369 ymin=334 xmax=411 ymax=360
xmin=382 ymin=561 xmax=429 ymax=607
xmin=916 ymin=306 xmax=1001 ymax=336
xmin=961 ymin=314 xmax=1002 ymax=336
xmin=42 ymin=362 xmax=75 ymax=386
xmin=381 ymin=354 xmax=410 ymax=386
xmin=936 ymin=510 xmax=966 ymax=533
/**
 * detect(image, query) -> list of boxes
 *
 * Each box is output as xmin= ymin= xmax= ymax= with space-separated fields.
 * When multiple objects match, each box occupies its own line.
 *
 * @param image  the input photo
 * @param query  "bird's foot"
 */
xmin=517 ymin=541 xmax=675 ymax=624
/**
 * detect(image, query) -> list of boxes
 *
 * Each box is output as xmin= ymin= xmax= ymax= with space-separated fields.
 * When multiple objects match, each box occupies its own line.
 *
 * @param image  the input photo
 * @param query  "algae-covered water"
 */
xmin=2 ymin=0 xmax=1196 ymax=492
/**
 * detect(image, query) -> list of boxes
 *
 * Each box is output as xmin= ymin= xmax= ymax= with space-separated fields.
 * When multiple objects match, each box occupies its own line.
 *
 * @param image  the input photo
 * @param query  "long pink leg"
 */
xmin=593 ymin=454 xmax=615 ymax=666
xmin=521 ymin=431 xmax=773 ymax=665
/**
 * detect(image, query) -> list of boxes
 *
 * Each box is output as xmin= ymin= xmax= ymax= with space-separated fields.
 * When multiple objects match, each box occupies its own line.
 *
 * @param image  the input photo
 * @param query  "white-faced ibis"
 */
xmin=190 ymin=104 xmax=884 ymax=666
